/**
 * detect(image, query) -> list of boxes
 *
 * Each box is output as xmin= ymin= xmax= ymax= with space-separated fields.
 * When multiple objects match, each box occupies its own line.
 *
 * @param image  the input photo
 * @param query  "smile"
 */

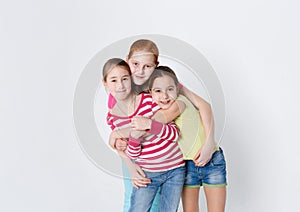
xmin=134 ymin=75 xmax=145 ymax=79
xmin=160 ymin=100 xmax=171 ymax=105
xmin=116 ymin=90 xmax=127 ymax=93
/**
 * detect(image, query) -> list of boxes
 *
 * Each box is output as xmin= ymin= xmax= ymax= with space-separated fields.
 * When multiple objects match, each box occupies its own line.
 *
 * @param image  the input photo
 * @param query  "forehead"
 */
xmin=153 ymin=75 xmax=176 ymax=87
xmin=129 ymin=51 xmax=156 ymax=63
xmin=107 ymin=66 xmax=130 ymax=78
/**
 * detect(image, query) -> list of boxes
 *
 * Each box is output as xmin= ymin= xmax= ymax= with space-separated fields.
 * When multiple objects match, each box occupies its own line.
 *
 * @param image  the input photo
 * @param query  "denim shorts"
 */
xmin=184 ymin=148 xmax=227 ymax=187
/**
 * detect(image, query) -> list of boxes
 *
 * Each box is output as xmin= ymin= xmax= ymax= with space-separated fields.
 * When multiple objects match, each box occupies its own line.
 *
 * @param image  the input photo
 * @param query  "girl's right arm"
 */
xmin=108 ymin=129 xmax=151 ymax=188
xmin=107 ymin=114 xmax=150 ymax=188
xmin=109 ymin=128 xmax=131 ymax=149
xmin=117 ymin=149 xmax=151 ymax=188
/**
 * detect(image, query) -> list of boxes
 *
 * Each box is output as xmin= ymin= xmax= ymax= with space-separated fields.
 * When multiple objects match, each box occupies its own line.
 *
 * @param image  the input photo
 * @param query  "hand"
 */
xmin=131 ymin=116 xmax=152 ymax=131
xmin=115 ymin=138 xmax=127 ymax=151
xmin=130 ymin=129 xmax=146 ymax=139
xmin=193 ymin=141 xmax=215 ymax=166
xmin=128 ymin=163 xmax=151 ymax=189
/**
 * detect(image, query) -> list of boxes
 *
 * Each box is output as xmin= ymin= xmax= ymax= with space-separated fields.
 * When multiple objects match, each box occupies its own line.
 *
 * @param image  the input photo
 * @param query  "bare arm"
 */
xmin=180 ymin=86 xmax=216 ymax=166
xmin=111 ymin=134 xmax=150 ymax=188
xmin=117 ymin=150 xmax=151 ymax=188
xmin=152 ymin=100 xmax=186 ymax=124
xmin=109 ymin=127 xmax=132 ymax=149
xmin=180 ymin=86 xmax=214 ymax=141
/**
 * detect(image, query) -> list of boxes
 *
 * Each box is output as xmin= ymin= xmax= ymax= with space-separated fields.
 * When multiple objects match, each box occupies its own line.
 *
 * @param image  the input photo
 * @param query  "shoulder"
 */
xmin=142 ymin=93 xmax=152 ymax=100
xmin=177 ymin=94 xmax=189 ymax=102
xmin=139 ymin=93 xmax=154 ymax=105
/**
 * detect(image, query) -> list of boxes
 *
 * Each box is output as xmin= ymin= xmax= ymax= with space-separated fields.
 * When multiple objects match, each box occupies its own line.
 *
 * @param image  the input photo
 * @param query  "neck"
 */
xmin=136 ymin=84 xmax=148 ymax=94
xmin=114 ymin=94 xmax=136 ymax=116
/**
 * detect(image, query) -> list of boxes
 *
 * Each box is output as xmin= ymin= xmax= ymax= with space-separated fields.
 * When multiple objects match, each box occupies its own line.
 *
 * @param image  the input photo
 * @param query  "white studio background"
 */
xmin=1 ymin=0 xmax=300 ymax=211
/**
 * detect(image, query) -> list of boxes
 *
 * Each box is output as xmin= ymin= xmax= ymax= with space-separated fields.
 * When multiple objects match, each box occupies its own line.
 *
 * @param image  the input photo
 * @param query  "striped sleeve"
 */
xmin=148 ymin=120 xmax=180 ymax=143
xmin=125 ymin=135 xmax=142 ymax=159
xmin=106 ymin=113 xmax=116 ymax=130
xmin=151 ymin=100 xmax=160 ymax=114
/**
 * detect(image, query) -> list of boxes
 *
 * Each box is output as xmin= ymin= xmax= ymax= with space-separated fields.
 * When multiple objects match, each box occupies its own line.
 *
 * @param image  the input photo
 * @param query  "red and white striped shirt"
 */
xmin=106 ymin=93 xmax=185 ymax=172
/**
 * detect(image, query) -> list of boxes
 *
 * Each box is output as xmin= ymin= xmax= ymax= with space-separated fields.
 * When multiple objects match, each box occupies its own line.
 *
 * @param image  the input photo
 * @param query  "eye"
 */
xmin=123 ymin=77 xmax=129 ymax=81
xmin=154 ymin=89 xmax=161 ymax=93
xmin=145 ymin=64 xmax=154 ymax=69
xmin=168 ymin=88 xmax=174 ymax=91
xmin=110 ymin=79 xmax=116 ymax=82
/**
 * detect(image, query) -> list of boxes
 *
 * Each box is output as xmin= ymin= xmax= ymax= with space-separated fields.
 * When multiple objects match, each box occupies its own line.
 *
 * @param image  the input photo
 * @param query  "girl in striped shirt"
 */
xmin=103 ymin=58 xmax=185 ymax=212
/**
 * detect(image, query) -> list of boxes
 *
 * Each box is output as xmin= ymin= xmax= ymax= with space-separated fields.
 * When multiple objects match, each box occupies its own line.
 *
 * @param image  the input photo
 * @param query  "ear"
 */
xmin=126 ymin=56 xmax=129 ymax=63
xmin=156 ymin=61 xmax=159 ymax=66
xmin=102 ymin=79 xmax=107 ymax=87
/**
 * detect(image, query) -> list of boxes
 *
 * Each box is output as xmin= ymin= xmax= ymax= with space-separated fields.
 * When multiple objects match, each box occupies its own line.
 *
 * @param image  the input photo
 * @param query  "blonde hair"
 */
xmin=128 ymin=39 xmax=159 ymax=65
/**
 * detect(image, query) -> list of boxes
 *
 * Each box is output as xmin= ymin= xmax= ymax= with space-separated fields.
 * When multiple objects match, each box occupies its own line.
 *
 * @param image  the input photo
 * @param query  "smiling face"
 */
xmin=127 ymin=51 xmax=157 ymax=85
xmin=103 ymin=66 xmax=132 ymax=101
xmin=150 ymin=75 xmax=179 ymax=109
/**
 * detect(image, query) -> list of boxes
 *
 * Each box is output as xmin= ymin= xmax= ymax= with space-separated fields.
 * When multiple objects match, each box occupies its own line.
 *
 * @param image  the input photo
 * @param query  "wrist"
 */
xmin=148 ymin=120 xmax=163 ymax=135
xmin=145 ymin=119 xmax=152 ymax=131
xmin=113 ymin=130 xmax=122 ymax=138
xmin=129 ymin=135 xmax=142 ymax=146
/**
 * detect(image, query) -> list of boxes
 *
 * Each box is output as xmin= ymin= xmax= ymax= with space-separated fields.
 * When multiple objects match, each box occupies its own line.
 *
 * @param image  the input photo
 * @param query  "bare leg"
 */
xmin=181 ymin=187 xmax=200 ymax=212
xmin=204 ymin=186 xmax=226 ymax=212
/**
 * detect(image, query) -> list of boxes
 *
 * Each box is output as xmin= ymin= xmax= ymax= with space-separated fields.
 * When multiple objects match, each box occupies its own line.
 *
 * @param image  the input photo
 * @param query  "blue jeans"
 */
xmin=122 ymin=161 xmax=160 ymax=212
xmin=129 ymin=166 xmax=185 ymax=212
xmin=184 ymin=148 xmax=227 ymax=187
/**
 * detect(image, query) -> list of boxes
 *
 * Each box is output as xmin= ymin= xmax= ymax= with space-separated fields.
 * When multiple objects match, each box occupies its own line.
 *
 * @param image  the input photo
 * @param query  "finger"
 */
xmin=193 ymin=154 xmax=200 ymax=162
xmin=135 ymin=180 xmax=149 ymax=187
xmin=193 ymin=158 xmax=200 ymax=164
xmin=132 ymin=181 xmax=139 ymax=189
xmin=133 ymin=176 xmax=151 ymax=185
xmin=139 ymin=178 xmax=151 ymax=184
xmin=116 ymin=146 xmax=126 ymax=151
xmin=197 ymin=160 xmax=207 ymax=167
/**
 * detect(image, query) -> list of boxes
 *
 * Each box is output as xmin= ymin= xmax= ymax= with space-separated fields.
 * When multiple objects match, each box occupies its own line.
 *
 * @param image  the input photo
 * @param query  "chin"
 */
xmin=159 ymin=104 xmax=170 ymax=109
xmin=133 ymin=78 xmax=146 ymax=85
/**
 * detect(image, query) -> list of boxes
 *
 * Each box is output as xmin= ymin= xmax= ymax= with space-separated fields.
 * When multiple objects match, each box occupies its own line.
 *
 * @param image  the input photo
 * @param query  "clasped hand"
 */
xmin=131 ymin=116 xmax=152 ymax=131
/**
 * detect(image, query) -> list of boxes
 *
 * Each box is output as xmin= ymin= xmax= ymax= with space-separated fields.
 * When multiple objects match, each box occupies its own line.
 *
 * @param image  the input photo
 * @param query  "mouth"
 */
xmin=160 ymin=100 xmax=171 ymax=105
xmin=134 ymin=75 xmax=145 ymax=79
xmin=116 ymin=90 xmax=127 ymax=93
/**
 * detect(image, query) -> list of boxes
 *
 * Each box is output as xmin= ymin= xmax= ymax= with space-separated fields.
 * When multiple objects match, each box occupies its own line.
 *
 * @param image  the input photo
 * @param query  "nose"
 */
xmin=162 ymin=91 xmax=168 ymax=99
xmin=117 ymin=81 xmax=125 ymax=90
xmin=136 ymin=66 xmax=144 ymax=75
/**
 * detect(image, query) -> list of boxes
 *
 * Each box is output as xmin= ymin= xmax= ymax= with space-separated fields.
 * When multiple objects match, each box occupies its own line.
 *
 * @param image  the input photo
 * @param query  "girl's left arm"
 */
xmin=151 ymin=100 xmax=186 ymax=124
xmin=180 ymin=86 xmax=216 ymax=166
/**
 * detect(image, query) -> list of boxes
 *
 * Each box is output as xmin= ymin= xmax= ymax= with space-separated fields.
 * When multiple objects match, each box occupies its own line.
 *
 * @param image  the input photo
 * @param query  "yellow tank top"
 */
xmin=175 ymin=95 xmax=218 ymax=159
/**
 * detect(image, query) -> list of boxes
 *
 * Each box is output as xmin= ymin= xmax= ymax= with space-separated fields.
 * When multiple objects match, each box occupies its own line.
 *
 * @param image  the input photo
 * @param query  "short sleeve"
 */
xmin=108 ymin=93 xmax=117 ymax=109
